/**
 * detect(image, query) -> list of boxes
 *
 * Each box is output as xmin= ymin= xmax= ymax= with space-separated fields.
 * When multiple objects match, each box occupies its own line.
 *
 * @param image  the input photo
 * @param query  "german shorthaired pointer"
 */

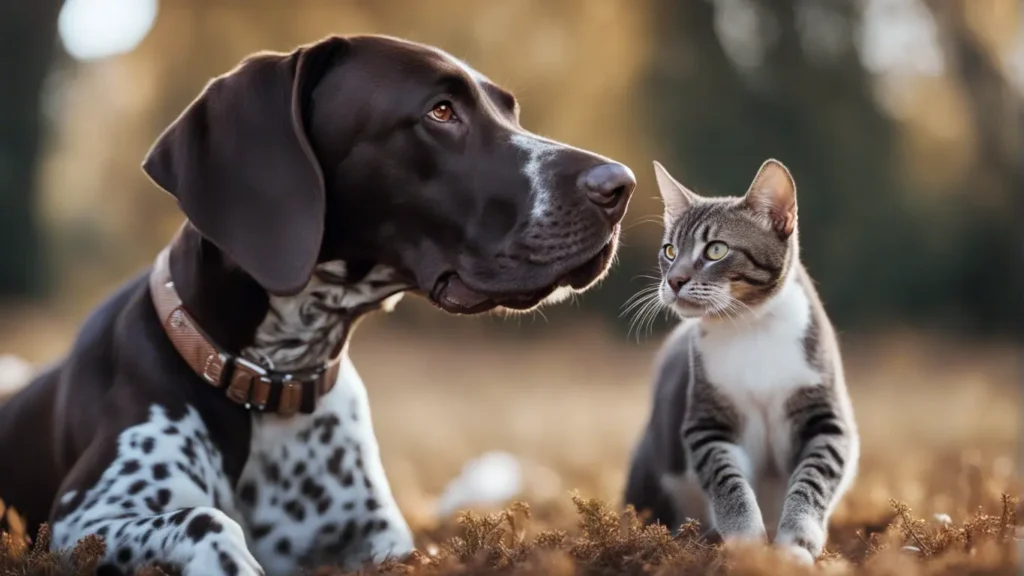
xmin=0 ymin=35 xmax=634 ymax=575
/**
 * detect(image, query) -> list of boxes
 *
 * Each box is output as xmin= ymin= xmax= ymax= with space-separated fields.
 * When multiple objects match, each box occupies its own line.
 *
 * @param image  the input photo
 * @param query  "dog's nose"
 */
xmin=667 ymin=275 xmax=691 ymax=293
xmin=580 ymin=163 xmax=636 ymax=223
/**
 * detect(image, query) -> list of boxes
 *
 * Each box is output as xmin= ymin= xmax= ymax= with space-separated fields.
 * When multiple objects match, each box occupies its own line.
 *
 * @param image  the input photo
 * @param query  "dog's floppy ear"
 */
xmin=142 ymin=37 xmax=348 ymax=296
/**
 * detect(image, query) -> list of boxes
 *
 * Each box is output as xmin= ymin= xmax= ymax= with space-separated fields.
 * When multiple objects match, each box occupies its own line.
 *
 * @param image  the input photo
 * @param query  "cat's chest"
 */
xmin=697 ymin=326 xmax=818 ymax=402
xmin=694 ymin=288 xmax=821 ymax=471
xmin=695 ymin=279 xmax=819 ymax=402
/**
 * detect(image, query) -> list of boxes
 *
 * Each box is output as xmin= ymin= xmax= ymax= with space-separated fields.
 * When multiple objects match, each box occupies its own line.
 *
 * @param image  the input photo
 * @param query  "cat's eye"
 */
xmin=704 ymin=241 xmax=729 ymax=261
xmin=662 ymin=244 xmax=677 ymax=261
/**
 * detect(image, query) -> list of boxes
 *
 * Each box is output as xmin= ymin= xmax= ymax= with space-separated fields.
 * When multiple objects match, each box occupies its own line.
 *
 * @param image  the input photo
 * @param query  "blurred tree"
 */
xmin=923 ymin=0 xmax=1022 ymax=337
xmin=642 ymin=0 xmax=911 ymax=333
xmin=0 ymin=1 xmax=63 ymax=299
xmin=639 ymin=0 xmax=1020 ymax=338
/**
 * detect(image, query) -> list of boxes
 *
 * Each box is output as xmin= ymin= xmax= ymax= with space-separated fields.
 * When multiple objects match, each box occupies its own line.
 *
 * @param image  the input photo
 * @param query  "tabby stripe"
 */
xmin=737 ymin=273 xmax=773 ymax=287
xmin=683 ymin=421 xmax=733 ymax=437
xmin=726 ymin=483 xmax=745 ymax=497
xmin=823 ymin=444 xmax=845 ymax=468
xmin=791 ymin=484 xmax=825 ymax=508
xmin=695 ymin=448 xmax=716 ymax=472
xmin=689 ymin=433 xmax=732 ymax=454
xmin=799 ymin=413 xmax=844 ymax=445
xmin=804 ymin=461 xmax=838 ymax=481
xmin=676 ymin=206 xmax=703 ymax=240
xmin=800 ymin=478 xmax=827 ymax=500
xmin=710 ymin=463 xmax=732 ymax=480
xmin=800 ymin=421 xmax=844 ymax=445
xmin=715 ymin=472 xmax=744 ymax=491
xmin=798 ymin=452 xmax=840 ymax=478
xmin=734 ymin=247 xmax=781 ymax=275
xmin=787 ymin=402 xmax=832 ymax=420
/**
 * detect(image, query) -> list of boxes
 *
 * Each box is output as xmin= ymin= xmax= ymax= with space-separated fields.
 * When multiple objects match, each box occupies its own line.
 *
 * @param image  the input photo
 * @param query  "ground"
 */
xmin=0 ymin=310 xmax=1019 ymax=575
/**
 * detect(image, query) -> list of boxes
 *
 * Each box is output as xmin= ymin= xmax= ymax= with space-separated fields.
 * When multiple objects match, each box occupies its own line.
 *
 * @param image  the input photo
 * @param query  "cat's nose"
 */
xmin=668 ymin=275 xmax=691 ymax=293
xmin=579 ymin=163 xmax=636 ymax=224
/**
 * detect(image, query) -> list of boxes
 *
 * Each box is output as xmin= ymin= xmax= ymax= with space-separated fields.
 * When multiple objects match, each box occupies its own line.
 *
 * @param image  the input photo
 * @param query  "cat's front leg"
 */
xmin=683 ymin=418 xmax=765 ymax=542
xmin=775 ymin=394 xmax=858 ymax=564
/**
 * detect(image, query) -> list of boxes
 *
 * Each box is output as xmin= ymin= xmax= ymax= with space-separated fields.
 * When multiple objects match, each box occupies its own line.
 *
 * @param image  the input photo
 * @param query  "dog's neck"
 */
xmin=168 ymin=226 xmax=407 ymax=372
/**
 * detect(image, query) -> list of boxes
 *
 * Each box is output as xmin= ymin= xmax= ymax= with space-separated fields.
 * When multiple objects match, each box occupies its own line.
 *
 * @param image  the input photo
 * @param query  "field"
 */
xmin=0 ymin=310 xmax=1020 ymax=575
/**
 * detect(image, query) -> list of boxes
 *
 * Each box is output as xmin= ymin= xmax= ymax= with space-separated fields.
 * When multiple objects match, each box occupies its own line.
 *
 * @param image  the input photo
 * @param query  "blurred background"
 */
xmin=0 ymin=0 xmax=1019 ymax=537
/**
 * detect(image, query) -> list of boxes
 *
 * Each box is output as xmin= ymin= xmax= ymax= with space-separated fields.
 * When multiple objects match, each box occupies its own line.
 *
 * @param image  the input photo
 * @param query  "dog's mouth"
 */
xmin=430 ymin=234 xmax=618 ymax=315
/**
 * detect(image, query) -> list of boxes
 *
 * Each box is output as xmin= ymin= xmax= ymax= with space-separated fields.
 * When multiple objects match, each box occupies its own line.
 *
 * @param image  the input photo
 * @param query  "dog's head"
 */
xmin=144 ymin=35 xmax=634 ymax=314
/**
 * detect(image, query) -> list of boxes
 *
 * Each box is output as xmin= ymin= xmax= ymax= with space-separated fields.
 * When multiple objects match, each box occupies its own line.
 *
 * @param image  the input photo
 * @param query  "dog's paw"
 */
xmin=367 ymin=525 xmax=416 ymax=565
xmin=183 ymin=520 xmax=264 ymax=576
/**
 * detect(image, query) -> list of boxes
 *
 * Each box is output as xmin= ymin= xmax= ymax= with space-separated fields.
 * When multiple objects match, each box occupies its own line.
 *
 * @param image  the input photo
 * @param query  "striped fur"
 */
xmin=624 ymin=160 xmax=858 ymax=564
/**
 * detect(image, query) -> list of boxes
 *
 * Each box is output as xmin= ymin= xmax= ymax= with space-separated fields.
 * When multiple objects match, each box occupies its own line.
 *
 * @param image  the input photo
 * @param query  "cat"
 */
xmin=622 ymin=158 xmax=859 ymax=564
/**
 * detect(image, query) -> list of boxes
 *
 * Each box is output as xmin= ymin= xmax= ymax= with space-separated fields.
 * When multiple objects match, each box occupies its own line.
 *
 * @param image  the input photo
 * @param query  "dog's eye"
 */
xmin=427 ymin=101 xmax=456 ymax=123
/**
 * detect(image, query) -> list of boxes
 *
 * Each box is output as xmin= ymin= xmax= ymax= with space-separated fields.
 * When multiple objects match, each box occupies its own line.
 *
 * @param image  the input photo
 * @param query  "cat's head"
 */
xmin=653 ymin=159 xmax=798 ymax=319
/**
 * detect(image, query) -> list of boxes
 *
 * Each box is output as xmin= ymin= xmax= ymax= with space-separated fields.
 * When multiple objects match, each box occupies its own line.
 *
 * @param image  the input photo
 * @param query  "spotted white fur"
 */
xmin=237 ymin=356 xmax=413 ymax=575
xmin=239 ymin=260 xmax=413 ymax=575
xmin=51 ymin=405 xmax=261 ymax=575
xmin=49 ymin=260 xmax=414 ymax=575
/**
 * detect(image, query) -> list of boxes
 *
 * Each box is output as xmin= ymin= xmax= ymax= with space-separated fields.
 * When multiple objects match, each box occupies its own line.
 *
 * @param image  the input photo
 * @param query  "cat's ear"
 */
xmin=653 ymin=161 xmax=698 ymax=221
xmin=743 ymin=159 xmax=797 ymax=238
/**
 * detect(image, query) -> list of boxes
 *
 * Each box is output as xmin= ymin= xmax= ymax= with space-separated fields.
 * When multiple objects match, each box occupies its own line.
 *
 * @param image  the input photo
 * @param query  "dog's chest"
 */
xmin=235 ymin=355 xmax=410 ymax=575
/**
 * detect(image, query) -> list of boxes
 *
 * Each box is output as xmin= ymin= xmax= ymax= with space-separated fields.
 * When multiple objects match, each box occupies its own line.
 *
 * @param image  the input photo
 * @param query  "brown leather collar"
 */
xmin=149 ymin=247 xmax=340 ymax=416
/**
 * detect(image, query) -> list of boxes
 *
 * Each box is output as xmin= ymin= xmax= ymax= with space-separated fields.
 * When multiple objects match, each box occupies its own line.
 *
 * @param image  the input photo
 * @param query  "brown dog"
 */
xmin=0 ymin=35 xmax=634 ymax=575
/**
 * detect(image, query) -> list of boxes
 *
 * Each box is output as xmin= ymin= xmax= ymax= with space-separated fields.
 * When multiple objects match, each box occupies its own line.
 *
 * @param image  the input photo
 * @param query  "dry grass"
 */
xmin=0 ymin=309 xmax=1020 ymax=574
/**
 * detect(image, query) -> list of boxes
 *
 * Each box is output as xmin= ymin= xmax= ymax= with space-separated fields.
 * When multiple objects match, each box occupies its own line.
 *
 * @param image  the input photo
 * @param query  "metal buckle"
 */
xmin=233 ymin=356 xmax=269 ymax=378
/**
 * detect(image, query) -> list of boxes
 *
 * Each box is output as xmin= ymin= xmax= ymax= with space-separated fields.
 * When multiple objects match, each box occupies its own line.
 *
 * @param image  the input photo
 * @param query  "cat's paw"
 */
xmin=719 ymin=522 xmax=768 ymax=545
xmin=777 ymin=543 xmax=816 ymax=565
xmin=774 ymin=518 xmax=825 ymax=562
xmin=717 ymin=510 xmax=767 ymax=544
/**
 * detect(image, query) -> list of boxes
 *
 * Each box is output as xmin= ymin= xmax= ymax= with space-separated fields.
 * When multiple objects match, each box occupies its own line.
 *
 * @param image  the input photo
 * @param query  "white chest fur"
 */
xmin=233 ymin=260 xmax=413 ymax=575
xmin=693 ymin=276 xmax=819 ymax=523
xmin=236 ymin=355 xmax=413 ymax=576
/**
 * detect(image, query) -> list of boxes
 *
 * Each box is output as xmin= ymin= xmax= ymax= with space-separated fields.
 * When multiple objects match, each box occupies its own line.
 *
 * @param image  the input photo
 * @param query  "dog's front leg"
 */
xmin=50 ymin=405 xmax=263 ymax=576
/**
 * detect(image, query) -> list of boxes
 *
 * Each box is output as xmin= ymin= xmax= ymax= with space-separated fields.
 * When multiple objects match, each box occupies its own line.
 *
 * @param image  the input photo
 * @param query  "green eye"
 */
xmin=662 ymin=244 xmax=677 ymax=260
xmin=704 ymin=241 xmax=729 ymax=261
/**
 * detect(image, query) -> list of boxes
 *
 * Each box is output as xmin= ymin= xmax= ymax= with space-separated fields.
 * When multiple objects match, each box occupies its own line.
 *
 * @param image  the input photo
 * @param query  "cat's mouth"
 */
xmin=672 ymin=299 xmax=707 ymax=317
xmin=662 ymin=290 xmax=710 ymax=318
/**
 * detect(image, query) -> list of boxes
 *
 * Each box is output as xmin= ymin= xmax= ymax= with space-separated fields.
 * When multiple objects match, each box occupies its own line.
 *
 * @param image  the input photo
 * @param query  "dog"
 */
xmin=0 ymin=35 xmax=634 ymax=575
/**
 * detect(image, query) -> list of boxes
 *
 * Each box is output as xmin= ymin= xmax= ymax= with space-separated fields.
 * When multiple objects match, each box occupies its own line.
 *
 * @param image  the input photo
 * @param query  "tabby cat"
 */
xmin=623 ymin=159 xmax=859 ymax=564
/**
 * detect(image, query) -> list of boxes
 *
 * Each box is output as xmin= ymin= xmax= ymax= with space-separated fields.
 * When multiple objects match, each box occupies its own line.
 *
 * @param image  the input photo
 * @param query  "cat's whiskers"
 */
xmin=621 ymin=285 xmax=661 ymax=316
xmin=705 ymin=290 xmax=743 ymax=331
xmin=623 ymin=285 xmax=663 ymax=342
xmin=632 ymin=296 xmax=665 ymax=341
xmin=618 ymin=289 xmax=659 ymax=325
xmin=624 ymin=215 xmax=667 ymax=231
